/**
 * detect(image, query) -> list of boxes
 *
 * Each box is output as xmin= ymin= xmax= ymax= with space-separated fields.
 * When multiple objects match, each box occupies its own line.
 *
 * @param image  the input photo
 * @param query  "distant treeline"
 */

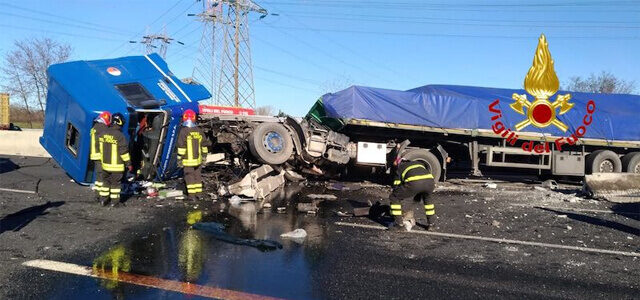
xmin=8 ymin=105 xmax=44 ymax=128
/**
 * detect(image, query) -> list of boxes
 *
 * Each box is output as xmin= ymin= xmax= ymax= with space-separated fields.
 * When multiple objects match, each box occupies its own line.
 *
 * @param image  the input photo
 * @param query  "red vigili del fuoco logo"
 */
xmin=488 ymin=34 xmax=596 ymax=153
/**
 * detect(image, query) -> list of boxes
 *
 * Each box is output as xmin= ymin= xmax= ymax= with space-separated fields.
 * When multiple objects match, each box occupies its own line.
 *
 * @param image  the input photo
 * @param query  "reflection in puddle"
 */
xmin=91 ymin=183 xmax=328 ymax=299
xmin=92 ymin=244 xmax=131 ymax=295
xmin=178 ymin=228 xmax=205 ymax=282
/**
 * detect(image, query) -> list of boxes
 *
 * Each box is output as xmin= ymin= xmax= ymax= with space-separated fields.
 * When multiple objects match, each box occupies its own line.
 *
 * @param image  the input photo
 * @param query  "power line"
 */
xmin=274 ymin=11 xmax=640 ymax=25
xmin=0 ymin=24 xmax=123 ymax=42
xmin=254 ymin=65 xmax=321 ymax=86
xmin=261 ymin=0 xmax=640 ymax=12
xmin=255 ymin=75 xmax=318 ymax=93
xmin=0 ymin=12 xmax=135 ymax=36
xmin=104 ymin=0 xmax=190 ymax=57
xmin=0 ymin=2 xmax=136 ymax=34
xmin=254 ymin=25 xmax=640 ymax=40
xmin=278 ymin=13 xmax=640 ymax=29
xmin=266 ymin=0 xmax=640 ymax=8
xmin=261 ymin=23 xmax=387 ymax=83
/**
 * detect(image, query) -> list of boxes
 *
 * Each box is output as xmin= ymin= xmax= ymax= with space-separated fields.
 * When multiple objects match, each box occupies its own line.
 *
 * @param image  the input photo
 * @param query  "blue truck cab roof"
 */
xmin=40 ymin=53 xmax=211 ymax=184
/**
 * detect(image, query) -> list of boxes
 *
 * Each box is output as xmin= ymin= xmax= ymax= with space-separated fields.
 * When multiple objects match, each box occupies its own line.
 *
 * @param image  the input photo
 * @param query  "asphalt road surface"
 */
xmin=1 ymin=155 xmax=638 ymax=299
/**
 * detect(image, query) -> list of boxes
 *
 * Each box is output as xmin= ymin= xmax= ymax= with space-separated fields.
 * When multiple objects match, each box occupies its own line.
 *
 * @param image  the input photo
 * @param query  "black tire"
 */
xmin=248 ymin=123 xmax=294 ymax=165
xmin=621 ymin=152 xmax=640 ymax=174
xmin=585 ymin=150 xmax=622 ymax=174
xmin=400 ymin=149 xmax=442 ymax=182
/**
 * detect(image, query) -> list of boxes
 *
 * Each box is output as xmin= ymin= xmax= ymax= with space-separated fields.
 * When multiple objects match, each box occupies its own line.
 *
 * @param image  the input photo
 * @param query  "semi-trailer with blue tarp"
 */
xmin=40 ymin=53 xmax=211 ymax=184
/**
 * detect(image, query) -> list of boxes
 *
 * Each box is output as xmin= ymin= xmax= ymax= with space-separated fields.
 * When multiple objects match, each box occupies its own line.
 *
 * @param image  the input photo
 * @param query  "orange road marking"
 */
xmin=23 ymin=259 xmax=284 ymax=300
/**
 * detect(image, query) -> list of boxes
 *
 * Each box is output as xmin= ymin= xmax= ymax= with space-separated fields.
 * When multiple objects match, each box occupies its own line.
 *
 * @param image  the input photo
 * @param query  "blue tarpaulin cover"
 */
xmin=320 ymin=84 xmax=640 ymax=142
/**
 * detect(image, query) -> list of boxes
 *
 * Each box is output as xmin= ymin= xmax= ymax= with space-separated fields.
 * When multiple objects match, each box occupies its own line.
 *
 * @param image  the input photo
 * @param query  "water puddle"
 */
xmin=74 ymin=183 xmax=331 ymax=299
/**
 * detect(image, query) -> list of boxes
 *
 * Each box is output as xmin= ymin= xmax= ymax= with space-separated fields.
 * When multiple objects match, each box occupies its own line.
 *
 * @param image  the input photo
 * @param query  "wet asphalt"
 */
xmin=1 ymin=155 xmax=639 ymax=299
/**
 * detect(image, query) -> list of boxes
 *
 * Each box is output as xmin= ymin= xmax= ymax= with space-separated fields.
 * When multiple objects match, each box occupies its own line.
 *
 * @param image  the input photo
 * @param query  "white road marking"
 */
xmin=22 ymin=259 xmax=282 ymax=300
xmin=510 ymin=203 xmax=640 ymax=215
xmin=335 ymin=221 xmax=640 ymax=257
xmin=0 ymin=187 xmax=36 ymax=194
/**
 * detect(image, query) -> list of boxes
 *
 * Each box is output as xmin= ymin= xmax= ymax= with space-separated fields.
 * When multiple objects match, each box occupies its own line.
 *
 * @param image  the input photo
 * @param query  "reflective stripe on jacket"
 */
xmin=90 ymin=123 xmax=108 ymax=161
xmin=393 ymin=161 xmax=434 ymax=186
xmin=177 ymin=127 xmax=211 ymax=167
xmin=99 ymin=127 xmax=130 ymax=172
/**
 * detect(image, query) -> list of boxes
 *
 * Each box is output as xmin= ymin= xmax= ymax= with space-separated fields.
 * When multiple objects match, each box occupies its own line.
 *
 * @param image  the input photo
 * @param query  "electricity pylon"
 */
xmin=130 ymin=28 xmax=183 ymax=58
xmin=192 ymin=0 xmax=266 ymax=108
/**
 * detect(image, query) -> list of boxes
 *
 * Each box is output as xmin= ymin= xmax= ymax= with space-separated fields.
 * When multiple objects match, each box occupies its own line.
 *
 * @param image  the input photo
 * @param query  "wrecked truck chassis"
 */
xmin=197 ymin=114 xmax=446 ymax=181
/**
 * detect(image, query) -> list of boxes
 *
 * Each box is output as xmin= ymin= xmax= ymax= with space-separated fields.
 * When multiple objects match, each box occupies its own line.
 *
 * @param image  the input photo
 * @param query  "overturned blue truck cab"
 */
xmin=40 ymin=53 xmax=211 ymax=184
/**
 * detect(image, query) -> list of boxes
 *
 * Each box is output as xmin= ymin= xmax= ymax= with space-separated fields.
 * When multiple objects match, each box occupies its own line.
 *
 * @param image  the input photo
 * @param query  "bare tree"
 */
xmin=319 ymin=74 xmax=354 ymax=95
xmin=564 ymin=71 xmax=636 ymax=94
xmin=1 ymin=38 xmax=71 ymax=127
xmin=254 ymin=105 xmax=275 ymax=116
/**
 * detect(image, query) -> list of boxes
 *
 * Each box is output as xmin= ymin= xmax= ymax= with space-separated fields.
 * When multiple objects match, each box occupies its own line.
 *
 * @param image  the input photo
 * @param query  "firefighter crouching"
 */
xmin=388 ymin=156 xmax=436 ymax=231
xmin=97 ymin=113 xmax=132 ymax=206
xmin=176 ymin=109 xmax=211 ymax=201
xmin=91 ymin=111 xmax=111 ymax=201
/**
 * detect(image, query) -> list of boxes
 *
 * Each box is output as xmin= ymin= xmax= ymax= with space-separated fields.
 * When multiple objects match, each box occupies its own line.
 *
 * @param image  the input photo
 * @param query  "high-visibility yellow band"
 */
xmin=391 ymin=210 xmax=402 ymax=216
xmin=186 ymin=183 xmax=201 ymax=188
xmin=424 ymin=204 xmax=435 ymax=209
xmin=426 ymin=210 xmax=435 ymax=216
xmin=401 ymin=164 xmax=426 ymax=180
xmin=99 ymin=191 xmax=110 ymax=196
xmin=102 ymin=163 xmax=125 ymax=172
xmin=110 ymin=189 xmax=121 ymax=193
xmin=94 ymin=181 xmax=103 ymax=186
xmin=202 ymin=147 xmax=208 ymax=153
xmin=177 ymin=148 xmax=186 ymax=155
xmin=110 ymin=194 xmax=120 ymax=199
xmin=405 ymin=174 xmax=434 ymax=182
xmin=90 ymin=154 xmax=101 ymax=160
xmin=390 ymin=204 xmax=402 ymax=210
xmin=121 ymin=153 xmax=130 ymax=162
xmin=193 ymin=188 xmax=203 ymax=193
xmin=393 ymin=180 xmax=401 ymax=186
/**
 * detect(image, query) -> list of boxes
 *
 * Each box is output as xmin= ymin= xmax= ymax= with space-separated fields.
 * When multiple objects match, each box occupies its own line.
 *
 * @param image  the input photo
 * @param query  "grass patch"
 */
xmin=12 ymin=121 xmax=43 ymax=129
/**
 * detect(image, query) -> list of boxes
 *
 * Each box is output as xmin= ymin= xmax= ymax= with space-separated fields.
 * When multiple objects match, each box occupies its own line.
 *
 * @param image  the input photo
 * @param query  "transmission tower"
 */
xmin=192 ymin=0 xmax=266 ymax=108
xmin=130 ymin=28 xmax=183 ymax=58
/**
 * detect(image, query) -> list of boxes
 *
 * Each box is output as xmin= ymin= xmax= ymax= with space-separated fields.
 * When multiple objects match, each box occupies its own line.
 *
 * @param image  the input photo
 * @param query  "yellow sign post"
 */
xmin=0 ymin=93 xmax=9 ymax=127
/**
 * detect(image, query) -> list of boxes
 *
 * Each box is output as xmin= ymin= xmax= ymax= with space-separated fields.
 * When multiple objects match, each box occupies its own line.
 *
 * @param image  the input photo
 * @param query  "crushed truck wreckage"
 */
xmin=35 ymin=54 xmax=640 ymax=202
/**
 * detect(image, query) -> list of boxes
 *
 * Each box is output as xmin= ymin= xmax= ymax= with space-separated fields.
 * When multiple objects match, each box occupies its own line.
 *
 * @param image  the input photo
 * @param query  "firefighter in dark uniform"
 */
xmin=176 ymin=109 xmax=210 ymax=201
xmin=97 ymin=113 xmax=132 ymax=206
xmin=389 ymin=156 xmax=436 ymax=231
xmin=90 ymin=111 xmax=111 ymax=201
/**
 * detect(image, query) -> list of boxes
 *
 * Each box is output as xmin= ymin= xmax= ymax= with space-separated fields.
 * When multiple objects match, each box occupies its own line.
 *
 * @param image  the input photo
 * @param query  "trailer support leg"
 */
xmin=470 ymin=141 xmax=482 ymax=177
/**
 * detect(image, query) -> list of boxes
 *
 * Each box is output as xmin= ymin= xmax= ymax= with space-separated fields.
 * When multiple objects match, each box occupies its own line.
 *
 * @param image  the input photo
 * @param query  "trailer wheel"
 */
xmin=401 ymin=149 xmax=441 ymax=182
xmin=621 ymin=152 xmax=640 ymax=174
xmin=248 ymin=123 xmax=294 ymax=165
xmin=586 ymin=150 xmax=622 ymax=174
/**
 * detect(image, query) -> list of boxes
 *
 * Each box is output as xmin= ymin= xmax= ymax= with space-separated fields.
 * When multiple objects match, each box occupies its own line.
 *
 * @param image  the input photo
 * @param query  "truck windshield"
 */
xmin=115 ymin=83 xmax=155 ymax=107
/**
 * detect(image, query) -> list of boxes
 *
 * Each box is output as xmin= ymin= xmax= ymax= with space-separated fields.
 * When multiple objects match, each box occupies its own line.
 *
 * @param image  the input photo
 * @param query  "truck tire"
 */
xmin=401 ymin=149 xmax=441 ymax=182
xmin=621 ymin=152 xmax=640 ymax=174
xmin=585 ymin=150 xmax=622 ymax=174
xmin=248 ymin=123 xmax=294 ymax=165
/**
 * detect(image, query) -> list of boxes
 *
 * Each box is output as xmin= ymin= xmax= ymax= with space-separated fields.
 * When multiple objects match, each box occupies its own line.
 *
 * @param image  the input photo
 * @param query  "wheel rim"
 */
xmin=634 ymin=163 xmax=640 ymax=174
xmin=598 ymin=160 xmax=614 ymax=173
xmin=263 ymin=131 xmax=284 ymax=153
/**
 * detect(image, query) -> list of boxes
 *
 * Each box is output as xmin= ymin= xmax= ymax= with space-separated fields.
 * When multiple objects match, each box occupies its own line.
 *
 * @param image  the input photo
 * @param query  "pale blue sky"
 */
xmin=1 ymin=0 xmax=639 ymax=116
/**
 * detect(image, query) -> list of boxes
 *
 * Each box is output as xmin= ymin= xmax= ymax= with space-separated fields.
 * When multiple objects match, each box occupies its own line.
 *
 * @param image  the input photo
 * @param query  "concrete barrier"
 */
xmin=0 ymin=129 xmax=51 ymax=157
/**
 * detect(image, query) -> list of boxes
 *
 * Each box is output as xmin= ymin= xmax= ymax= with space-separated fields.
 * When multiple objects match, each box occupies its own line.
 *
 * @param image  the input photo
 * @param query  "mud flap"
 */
xmin=583 ymin=173 xmax=640 ymax=203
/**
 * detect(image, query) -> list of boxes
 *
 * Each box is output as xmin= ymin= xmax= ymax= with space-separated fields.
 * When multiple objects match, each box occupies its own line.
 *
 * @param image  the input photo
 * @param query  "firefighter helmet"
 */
xmin=96 ymin=111 xmax=111 ymax=126
xmin=182 ymin=109 xmax=196 ymax=122
xmin=112 ymin=113 xmax=125 ymax=127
